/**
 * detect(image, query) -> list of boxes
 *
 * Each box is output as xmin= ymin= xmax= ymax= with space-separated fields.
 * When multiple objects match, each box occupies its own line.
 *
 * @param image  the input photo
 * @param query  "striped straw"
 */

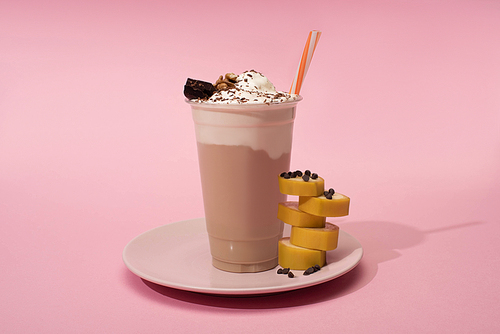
xmin=289 ymin=30 xmax=322 ymax=95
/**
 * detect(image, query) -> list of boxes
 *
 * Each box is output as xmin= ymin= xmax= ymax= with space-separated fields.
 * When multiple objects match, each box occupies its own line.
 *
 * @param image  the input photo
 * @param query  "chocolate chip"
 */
xmin=302 ymin=174 xmax=310 ymax=182
xmin=304 ymin=267 xmax=315 ymax=275
xmin=329 ymin=188 xmax=335 ymax=195
xmin=277 ymin=268 xmax=283 ymax=274
xmin=314 ymin=265 xmax=321 ymax=271
xmin=305 ymin=170 xmax=311 ymax=176
xmin=311 ymin=173 xmax=318 ymax=179
xmin=288 ymin=271 xmax=295 ymax=278
xmin=295 ymin=170 xmax=303 ymax=177
xmin=280 ymin=172 xmax=286 ymax=177
xmin=284 ymin=174 xmax=290 ymax=179
xmin=282 ymin=268 xmax=290 ymax=274
xmin=323 ymin=191 xmax=329 ymax=197
xmin=325 ymin=193 xmax=333 ymax=200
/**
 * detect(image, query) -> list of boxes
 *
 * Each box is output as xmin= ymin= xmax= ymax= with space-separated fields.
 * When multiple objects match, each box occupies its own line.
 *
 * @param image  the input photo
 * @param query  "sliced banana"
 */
xmin=290 ymin=222 xmax=339 ymax=251
xmin=278 ymin=201 xmax=326 ymax=228
xmin=278 ymin=237 xmax=326 ymax=270
xmin=278 ymin=172 xmax=324 ymax=196
xmin=298 ymin=192 xmax=350 ymax=217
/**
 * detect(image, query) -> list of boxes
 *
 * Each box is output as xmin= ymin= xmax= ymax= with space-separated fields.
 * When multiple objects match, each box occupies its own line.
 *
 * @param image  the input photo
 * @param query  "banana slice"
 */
xmin=290 ymin=222 xmax=339 ymax=251
xmin=298 ymin=192 xmax=350 ymax=217
xmin=278 ymin=202 xmax=326 ymax=228
xmin=278 ymin=172 xmax=324 ymax=196
xmin=278 ymin=237 xmax=326 ymax=270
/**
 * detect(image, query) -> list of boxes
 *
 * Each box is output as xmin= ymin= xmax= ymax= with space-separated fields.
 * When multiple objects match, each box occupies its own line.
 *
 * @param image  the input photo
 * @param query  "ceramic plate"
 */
xmin=123 ymin=218 xmax=363 ymax=295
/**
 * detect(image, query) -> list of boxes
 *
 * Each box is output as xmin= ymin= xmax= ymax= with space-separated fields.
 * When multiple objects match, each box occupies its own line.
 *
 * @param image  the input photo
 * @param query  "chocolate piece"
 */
xmin=304 ymin=267 xmax=315 ymax=275
xmin=311 ymin=173 xmax=318 ymax=179
xmin=314 ymin=264 xmax=321 ymax=271
xmin=282 ymin=268 xmax=290 ymax=274
xmin=295 ymin=170 xmax=303 ymax=177
xmin=305 ymin=170 xmax=311 ymax=176
xmin=288 ymin=271 xmax=294 ymax=278
xmin=184 ymin=78 xmax=216 ymax=100
xmin=277 ymin=268 xmax=283 ymax=274
xmin=302 ymin=174 xmax=310 ymax=182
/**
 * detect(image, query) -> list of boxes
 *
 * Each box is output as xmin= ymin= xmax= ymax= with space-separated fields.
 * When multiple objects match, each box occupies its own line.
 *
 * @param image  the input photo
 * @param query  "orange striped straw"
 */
xmin=289 ymin=30 xmax=322 ymax=95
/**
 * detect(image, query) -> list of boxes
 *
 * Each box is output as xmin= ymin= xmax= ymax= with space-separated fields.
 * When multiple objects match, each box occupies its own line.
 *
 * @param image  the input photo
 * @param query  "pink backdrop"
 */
xmin=1 ymin=0 xmax=499 ymax=333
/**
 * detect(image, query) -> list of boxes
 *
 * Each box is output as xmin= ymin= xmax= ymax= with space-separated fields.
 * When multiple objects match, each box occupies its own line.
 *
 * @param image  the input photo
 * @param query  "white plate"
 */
xmin=122 ymin=218 xmax=363 ymax=295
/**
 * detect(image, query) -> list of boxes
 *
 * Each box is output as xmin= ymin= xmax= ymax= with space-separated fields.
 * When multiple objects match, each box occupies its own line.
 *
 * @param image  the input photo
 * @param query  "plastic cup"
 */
xmin=188 ymin=97 xmax=302 ymax=272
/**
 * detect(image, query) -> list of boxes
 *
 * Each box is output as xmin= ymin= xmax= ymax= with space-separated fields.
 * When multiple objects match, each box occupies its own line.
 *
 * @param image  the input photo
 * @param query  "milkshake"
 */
xmin=186 ymin=71 xmax=301 ymax=272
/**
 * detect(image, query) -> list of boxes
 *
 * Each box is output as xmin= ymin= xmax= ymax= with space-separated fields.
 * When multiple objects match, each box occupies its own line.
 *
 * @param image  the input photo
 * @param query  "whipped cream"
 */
xmin=187 ymin=70 xmax=302 ymax=159
xmin=204 ymin=70 xmax=298 ymax=104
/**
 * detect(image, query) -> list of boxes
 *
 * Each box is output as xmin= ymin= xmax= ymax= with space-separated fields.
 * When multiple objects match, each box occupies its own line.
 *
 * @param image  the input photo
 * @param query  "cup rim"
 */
xmin=185 ymin=95 xmax=303 ymax=111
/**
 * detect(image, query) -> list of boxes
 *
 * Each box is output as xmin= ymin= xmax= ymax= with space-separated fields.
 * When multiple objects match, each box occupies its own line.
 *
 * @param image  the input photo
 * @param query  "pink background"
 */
xmin=1 ymin=0 xmax=499 ymax=332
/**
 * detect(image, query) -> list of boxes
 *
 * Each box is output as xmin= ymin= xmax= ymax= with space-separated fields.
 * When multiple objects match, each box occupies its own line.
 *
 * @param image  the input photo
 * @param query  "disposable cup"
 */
xmin=188 ymin=97 xmax=302 ymax=272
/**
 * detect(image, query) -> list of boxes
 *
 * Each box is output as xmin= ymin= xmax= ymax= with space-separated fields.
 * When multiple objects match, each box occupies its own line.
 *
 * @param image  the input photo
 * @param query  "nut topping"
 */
xmin=214 ymin=73 xmax=238 ymax=91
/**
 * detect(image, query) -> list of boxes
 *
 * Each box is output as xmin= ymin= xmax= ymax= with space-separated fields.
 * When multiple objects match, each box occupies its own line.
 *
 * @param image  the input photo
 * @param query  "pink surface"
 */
xmin=1 ymin=0 xmax=499 ymax=333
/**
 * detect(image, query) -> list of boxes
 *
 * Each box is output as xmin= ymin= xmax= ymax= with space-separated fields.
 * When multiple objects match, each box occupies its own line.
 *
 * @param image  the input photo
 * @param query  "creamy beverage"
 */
xmin=197 ymin=143 xmax=290 ymax=272
xmin=186 ymin=71 xmax=301 ymax=272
